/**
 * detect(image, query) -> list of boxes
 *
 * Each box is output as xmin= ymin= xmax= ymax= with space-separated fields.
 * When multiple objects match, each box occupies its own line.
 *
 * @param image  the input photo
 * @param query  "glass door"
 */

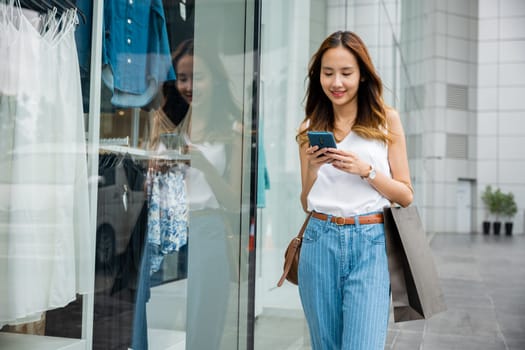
xmin=85 ymin=0 xmax=258 ymax=349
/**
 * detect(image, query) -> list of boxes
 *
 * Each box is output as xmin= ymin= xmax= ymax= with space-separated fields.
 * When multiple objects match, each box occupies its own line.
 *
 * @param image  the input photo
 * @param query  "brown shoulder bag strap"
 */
xmin=277 ymin=212 xmax=312 ymax=287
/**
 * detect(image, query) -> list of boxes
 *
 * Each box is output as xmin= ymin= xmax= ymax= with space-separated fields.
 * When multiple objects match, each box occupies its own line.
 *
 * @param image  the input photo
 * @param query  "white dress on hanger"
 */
xmin=0 ymin=4 xmax=92 ymax=327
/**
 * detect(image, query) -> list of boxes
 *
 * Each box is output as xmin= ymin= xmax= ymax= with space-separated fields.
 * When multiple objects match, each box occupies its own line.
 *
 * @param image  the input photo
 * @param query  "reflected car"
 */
xmin=96 ymin=157 xmax=145 ymax=269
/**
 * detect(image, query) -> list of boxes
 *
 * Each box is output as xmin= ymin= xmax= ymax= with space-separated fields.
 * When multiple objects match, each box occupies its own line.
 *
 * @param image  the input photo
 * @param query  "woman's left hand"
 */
xmin=327 ymin=148 xmax=368 ymax=177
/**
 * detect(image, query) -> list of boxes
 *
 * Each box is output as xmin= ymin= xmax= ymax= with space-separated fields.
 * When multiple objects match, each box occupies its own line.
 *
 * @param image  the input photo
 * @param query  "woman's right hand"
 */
xmin=300 ymin=144 xmax=332 ymax=212
xmin=305 ymin=145 xmax=333 ymax=171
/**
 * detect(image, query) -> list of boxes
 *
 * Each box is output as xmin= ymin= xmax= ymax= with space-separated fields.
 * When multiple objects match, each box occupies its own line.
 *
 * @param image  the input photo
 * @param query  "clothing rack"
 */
xmin=100 ymin=136 xmax=130 ymax=147
xmin=99 ymin=145 xmax=191 ymax=161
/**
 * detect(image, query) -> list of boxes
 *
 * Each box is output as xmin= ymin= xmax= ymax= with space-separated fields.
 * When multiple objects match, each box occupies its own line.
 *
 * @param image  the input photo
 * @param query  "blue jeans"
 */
xmin=298 ymin=213 xmax=390 ymax=350
xmin=131 ymin=235 xmax=152 ymax=350
xmin=186 ymin=211 xmax=231 ymax=349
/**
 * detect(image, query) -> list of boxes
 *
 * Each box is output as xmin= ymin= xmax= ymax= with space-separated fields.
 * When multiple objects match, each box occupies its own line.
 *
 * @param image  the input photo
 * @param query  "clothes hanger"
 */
xmin=100 ymin=153 xmax=116 ymax=169
xmin=114 ymin=152 xmax=127 ymax=168
xmin=49 ymin=0 xmax=87 ymax=24
xmin=98 ymin=153 xmax=110 ymax=168
xmin=18 ymin=0 xmax=86 ymax=24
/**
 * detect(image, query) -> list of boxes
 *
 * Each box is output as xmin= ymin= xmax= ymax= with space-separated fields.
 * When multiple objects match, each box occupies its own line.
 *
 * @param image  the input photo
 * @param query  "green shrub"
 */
xmin=501 ymin=192 xmax=518 ymax=220
xmin=481 ymin=185 xmax=494 ymax=219
xmin=481 ymin=185 xmax=518 ymax=221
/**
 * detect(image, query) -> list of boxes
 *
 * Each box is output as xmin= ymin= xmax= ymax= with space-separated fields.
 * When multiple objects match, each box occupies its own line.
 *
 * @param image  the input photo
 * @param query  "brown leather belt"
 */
xmin=311 ymin=212 xmax=384 ymax=225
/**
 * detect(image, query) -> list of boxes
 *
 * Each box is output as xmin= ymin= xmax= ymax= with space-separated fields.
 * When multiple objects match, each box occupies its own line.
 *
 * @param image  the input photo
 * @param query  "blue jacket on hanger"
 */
xmin=103 ymin=0 xmax=175 ymax=107
xmin=76 ymin=0 xmax=175 ymax=108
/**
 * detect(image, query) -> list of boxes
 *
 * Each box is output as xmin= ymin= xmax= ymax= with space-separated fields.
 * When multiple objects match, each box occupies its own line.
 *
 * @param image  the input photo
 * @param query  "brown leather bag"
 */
xmin=277 ymin=213 xmax=312 ymax=287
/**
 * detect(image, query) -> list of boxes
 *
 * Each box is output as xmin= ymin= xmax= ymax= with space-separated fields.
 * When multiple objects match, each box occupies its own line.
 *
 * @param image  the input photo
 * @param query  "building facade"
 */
xmin=256 ymin=0 xmax=525 ymax=347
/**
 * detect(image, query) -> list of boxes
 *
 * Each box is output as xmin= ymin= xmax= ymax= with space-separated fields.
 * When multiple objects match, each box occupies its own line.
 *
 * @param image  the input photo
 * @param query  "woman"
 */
xmin=296 ymin=31 xmax=413 ymax=349
xmin=151 ymin=39 xmax=243 ymax=349
xmin=163 ymin=39 xmax=243 ymax=212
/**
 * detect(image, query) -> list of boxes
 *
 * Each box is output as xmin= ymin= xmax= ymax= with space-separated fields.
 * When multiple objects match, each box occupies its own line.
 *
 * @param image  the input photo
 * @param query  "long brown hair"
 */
xmin=298 ymin=31 xmax=391 ymax=145
xmin=162 ymin=39 xmax=241 ymax=143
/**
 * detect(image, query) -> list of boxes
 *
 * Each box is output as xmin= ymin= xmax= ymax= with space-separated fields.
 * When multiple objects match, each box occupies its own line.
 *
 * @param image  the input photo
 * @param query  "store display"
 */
xmin=0 ymin=2 xmax=91 ymax=328
xmin=146 ymin=166 xmax=188 ymax=275
xmin=100 ymin=0 xmax=175 ymax=107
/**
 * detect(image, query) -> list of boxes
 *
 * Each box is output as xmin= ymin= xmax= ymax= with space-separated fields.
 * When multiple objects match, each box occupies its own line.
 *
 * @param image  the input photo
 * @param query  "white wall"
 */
xmin=325 ymin=0 xmax=525 ymax=234
xmin=476 ymin=0 xmax=525 ymax=234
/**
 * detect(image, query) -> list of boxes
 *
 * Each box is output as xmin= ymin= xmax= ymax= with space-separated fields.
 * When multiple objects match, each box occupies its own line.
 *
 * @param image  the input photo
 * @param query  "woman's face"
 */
xmin=176 ymin=54 xmax=213 ymax=106
xmin=320 ymin=46 xmax=361 ymax=108
xmin=176 ymin=54 xmax=194 ymax=104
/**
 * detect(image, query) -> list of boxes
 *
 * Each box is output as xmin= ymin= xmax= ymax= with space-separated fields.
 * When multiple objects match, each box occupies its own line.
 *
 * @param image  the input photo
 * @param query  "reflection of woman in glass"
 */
xmin=160 ymin=39 xmax=243 ymax=349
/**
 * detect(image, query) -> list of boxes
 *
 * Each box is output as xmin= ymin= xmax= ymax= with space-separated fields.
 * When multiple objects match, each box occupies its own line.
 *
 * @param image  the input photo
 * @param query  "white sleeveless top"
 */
xmin=307 ymin=132 xmax=391 ymax=217
xmin=187 ymin=141 xmax=227 ymax=210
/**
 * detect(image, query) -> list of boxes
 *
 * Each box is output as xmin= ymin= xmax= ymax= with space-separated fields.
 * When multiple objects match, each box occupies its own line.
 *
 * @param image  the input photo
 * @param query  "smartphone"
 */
xmin=307 ymin=131 xmax=337 ymax=149
xmin=160 ymin=132 xmax=187 ymax=152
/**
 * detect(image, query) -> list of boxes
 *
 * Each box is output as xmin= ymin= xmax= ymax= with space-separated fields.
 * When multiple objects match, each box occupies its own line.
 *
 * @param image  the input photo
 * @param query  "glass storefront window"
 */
xmin=0 ymin=0 xmax=257 ymax=349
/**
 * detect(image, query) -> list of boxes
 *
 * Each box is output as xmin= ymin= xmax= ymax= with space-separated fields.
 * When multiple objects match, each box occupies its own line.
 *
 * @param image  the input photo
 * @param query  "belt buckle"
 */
xmin=334 ymin=216 xmax=345 ymax=225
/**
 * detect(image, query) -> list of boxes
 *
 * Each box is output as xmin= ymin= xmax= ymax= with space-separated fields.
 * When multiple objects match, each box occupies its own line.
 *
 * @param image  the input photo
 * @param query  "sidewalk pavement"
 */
xmin=387 ymin=232 xmax=525 ymax=350
xmin=255 ymin=233 xmax=525 ymax=350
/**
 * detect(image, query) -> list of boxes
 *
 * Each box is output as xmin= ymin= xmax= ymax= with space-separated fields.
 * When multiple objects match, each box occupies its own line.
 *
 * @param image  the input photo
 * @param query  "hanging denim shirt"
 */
xmin=101 ymin=0 xmax=175 ymax=107
xmin=74 ymin=0 xmax=93 ymax=78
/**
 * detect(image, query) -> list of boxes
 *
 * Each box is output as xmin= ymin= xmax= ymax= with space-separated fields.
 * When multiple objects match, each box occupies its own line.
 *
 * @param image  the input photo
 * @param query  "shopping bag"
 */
xmin=383 ymin=206 xmax=447 ymax=322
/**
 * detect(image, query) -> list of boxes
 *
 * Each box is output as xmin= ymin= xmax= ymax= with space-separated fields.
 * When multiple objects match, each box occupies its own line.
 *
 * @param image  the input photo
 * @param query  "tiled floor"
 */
xmin=255 ymin=233 xmax=525 ymax=350
xmin=3 ymin=232 xmax=523 ymax=349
